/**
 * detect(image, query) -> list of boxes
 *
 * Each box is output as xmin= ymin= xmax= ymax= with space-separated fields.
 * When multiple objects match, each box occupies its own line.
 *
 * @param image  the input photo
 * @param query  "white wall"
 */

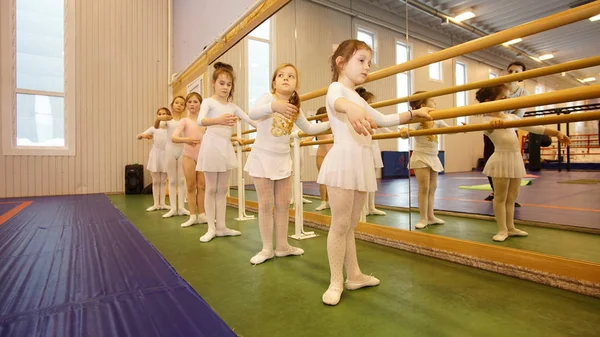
xmin=173 ymin=0 xmax=258 ymax=74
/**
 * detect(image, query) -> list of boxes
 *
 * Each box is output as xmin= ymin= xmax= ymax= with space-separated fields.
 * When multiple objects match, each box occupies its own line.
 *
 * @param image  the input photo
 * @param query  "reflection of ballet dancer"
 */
xmin=476 ymin=85 xmax=570 ymax=242
xmin=172 ymin=92 xmax=208 ymax=228
xmin=196 ymin=62 xmax=257 ymax=243
xmin=356 ymin=87 xmax=388 ymax=216
xmin=314 ymin=107 xmax=333 ymax=211
xmin=137 ymin=107 xmax=171 ymax=212
xmin=399 ymin=93 xmax=448 ymax=229
xmin=245 ymin=63 xmax=330 ymax=265
xmin=319 ymin=40 xmax=433 ymax=306
xmin=155 ymin=96 xmax=189 ymax=218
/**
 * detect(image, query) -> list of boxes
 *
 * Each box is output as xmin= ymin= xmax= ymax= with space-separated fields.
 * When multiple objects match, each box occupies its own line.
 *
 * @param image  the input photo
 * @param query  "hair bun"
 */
xmin=355 ymin=87 xmax=366 ymax=94
xmin=214 ymin=62 xmax=233 ymax=72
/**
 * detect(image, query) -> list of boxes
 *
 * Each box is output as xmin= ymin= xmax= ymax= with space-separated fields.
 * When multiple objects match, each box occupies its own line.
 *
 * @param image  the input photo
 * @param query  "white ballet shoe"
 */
xmin=216 ymin=228 xmax=241 ymax=237
xmin=158 ymin=204 xmax=171 ymax=210
xmin=414 ymin=220 xmax=428 ymax=229
xmin=302 ymin=197 xmax=312 ymax=204
xmin=508 ymin=229 xmax=529 ymax=237
xmin=162 ymin=209 xmax=177 ymax=218
xmin=427 ymin=217 xmax=445 ymax=225
xmin=180 ymin=215 xmax=197 ymax=228
xmin=368 ymin=208 xmax=386 ymax=216
xmin=196 ymin=213 xmax=208 ymax=224
xmin=146 ymin=205 xmax=159 ymax=212
xmin=177 ymin=208 xmax=190 ymax=216
xmin=275 ymin=246 xmax=304 ymax=257
xmin=199 ymin=231 xmax=216 ymax=243
xmin=250 ymin=250 xmax=275 ymax=265
xmin=315 ymin=201 xmax=329 ymax=211
xmin=322 ymin=286 xmax=344 ymax=306
xmin=493 ymin=232 xmax=508 ymax=242
xmin=345 ymin=274 xmax=380 ymax=290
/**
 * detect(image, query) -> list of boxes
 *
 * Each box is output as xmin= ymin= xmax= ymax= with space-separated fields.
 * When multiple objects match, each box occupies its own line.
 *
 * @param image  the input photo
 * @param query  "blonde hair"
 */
xmin=271 ymin=63 xmax=300 ymax=93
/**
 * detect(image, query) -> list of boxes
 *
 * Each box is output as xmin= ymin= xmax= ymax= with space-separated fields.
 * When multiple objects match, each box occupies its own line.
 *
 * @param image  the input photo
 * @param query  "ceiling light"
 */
xmin=581 ymin=77 xmax=596 ymax=82
xmin=538 ymin=53 xmax=554 ymax=61
xmin=502 ymin=38 xmax=522 ymax=46
xmin=561 ymin=72 xmax=566 ymax=76
xmin=453 ymin=11 xmax=475 ymax=22
xmin=590 ymin=14 xmax=600 ymax=22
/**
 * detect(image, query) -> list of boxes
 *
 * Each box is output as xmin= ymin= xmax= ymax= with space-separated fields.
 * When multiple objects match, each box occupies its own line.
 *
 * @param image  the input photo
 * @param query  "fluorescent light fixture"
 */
xmin=561 ymin=72 xmax=566 ymax=76
xmin=538 ymin=53 xmax=554 ymax=61
xmin=502 ymin=38 xmax=522 ymax=46
xmin=581 ymin=77 xmax=596 ymax=82
xmin=590 ymin=14 xmax=600 ymax=22
xmin=453 ymin=11 xmax=475 ymax=22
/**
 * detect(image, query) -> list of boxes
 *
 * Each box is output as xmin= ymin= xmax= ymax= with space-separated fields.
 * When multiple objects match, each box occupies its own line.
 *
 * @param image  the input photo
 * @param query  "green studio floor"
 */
xmin=110 ymin=194 xmax=600 ymax=337
xmin=231 ymin=189 xmax=600 ymax=265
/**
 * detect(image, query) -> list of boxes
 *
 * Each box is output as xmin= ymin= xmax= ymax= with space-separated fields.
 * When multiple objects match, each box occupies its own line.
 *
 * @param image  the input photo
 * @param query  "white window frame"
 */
xmin=2 ymin=0 xmax=76 ymax=156
xmin=395 ymin=39 xmax=413 ymax=152
xmin=186 ymin=75 xmax=204 ymax=96
xmin=455 ymin=61 xmax=468 ymax=125
xmin=428 ymin=50 xmax=443 ymax=82
xmin=356 ymin=25 xmax=377 ymax=65
xmin=535 ymin=85 xmax=545 ymax=116
xmin=489 ymin=71 xmax=498 ymax=79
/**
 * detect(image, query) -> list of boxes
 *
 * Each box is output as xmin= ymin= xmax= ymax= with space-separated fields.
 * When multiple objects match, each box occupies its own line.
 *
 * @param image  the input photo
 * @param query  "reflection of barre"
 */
xmin=299 ymin=1 xmax=600 ymax=102
xmin=299 ymin=111 xmax=600 ymax=146
xmin=305 ymin=56 xmax=600 ymax=122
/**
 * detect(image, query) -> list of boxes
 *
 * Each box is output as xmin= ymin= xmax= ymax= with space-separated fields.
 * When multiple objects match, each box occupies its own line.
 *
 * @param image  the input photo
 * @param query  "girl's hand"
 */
xmin=138 ymin=134 xmax=152 ymax=140
xmin=399 ymin=127 xmax=410 ymax=139
xmin=271 ymin=101 xmax=298 ymax=120
xmin=233 ymin=137 xmax=244 ymax=145
xmin=186 ymin=137 xmax=201 ymax=145
xmin=346 ymin=104 xmax=377 ymax=136
xmin=216 ymin=114 xmax=238 ymax=126
xmin=158 ymin=115 xmax=172 ymax=121
xmin=557 ymin=132 xmax=571 ymax=146
xmin=490 ymin=118 xmax=504 ymax=128
xmin=412 ymin=107 xmax=434 ymax=120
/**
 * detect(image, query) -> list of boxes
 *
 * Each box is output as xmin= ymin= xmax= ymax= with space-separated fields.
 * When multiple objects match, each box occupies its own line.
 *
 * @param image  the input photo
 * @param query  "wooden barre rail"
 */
xmin=299 ymin=1 xmax=600 ymax=103
xmin=299 ymin=111 xmax=600 ymax=146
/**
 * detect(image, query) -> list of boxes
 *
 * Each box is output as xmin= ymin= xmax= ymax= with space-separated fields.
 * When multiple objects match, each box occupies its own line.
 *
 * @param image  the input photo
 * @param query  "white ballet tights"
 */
xmin=414 ymin=167 xmax=439 ymax=226
xmin=165 ymin=154 xmax=187 ymax=212
xmin=150 ymin=172 xmax=167 ymax=207
xmin=491 ymin=177 xmax=527 ymax=241
xmin=325 ymin=186 xmax=367 ymax=290
xmin=201 ymin=170 xmax=239 ymax=242
xmin=254 ymin=176 xmax=294 ymax=251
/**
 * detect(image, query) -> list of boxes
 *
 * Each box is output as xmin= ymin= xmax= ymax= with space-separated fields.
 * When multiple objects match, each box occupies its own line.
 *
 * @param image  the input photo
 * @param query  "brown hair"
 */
xmin=314 ymin=106 xmax=327 ymax=123
xmin=212 ymin=62 xmax=235 ymax=101
xmin=355 ymin=87 xmax=374 ymax=103
xmin=171 ymin=96 xmax=185 ymax=108
xmin=271 ymin=63 xmax=300 ymax=93
xmin=157 ymin=107 xmax=171 ymax=116
xmin=475 ymin=84 xmax=508 ymax=103
xmin=185 ymin=92 xmax=203 ymax=105
xmin=507 ymin=61 xmax=526 ymax=72
xmin=409 ymin=91 xmax=429 ymax=110
xmin=330 ymin=39 xmax=372 ymax=82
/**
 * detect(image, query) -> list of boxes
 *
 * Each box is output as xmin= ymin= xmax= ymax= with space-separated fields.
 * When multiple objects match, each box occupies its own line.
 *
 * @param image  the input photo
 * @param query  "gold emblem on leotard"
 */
xmin=271 ymin=91 xmax=301 ymax=137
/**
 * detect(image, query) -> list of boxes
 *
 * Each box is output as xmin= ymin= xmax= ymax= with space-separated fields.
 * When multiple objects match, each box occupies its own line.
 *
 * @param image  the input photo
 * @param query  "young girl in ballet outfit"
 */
xmin=245 ymin=63 xmax=330 ymax=265
xmin=476 ymin=84 xmax=570 ymax=242
xmin=355 ymin=87 xmax=390 ymax=216
xmin=318 ymin=40 xmax=433 ymax=306
xmin=196 ymin=62 xmax=257 ymax=243
xmin=399 ymin=93 xmax=448 ymax=229
xmin=172 ymin=92 xmax=208 ymax=228
xmin=137 ymin=107 xmax=171 ymax=212
xmin=314 ymin=107 xmax=333 ymax=211
xmin=155 ymin=96 xmax=189 ymax=218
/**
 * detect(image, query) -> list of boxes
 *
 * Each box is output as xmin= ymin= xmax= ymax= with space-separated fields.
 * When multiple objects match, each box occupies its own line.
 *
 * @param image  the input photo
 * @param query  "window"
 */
xmin=246 ymin=19 xmax=270 ymax=139
xmin=455 ymin=62 xmax=468 ymax=125
xmin=489 ymin=71 xmax=498 ymax=79
xmin=535 ymin=85 xmax=544 ymax=117
xmin=396 ymin=41 xmax=411 ymax=151
xmin=3 ymin=0 xmax=75 ymax=155
xmin=357 ymin=27 xmax=376 ymax=64
xmin=428 ymin=51 xmax=442 ymax=81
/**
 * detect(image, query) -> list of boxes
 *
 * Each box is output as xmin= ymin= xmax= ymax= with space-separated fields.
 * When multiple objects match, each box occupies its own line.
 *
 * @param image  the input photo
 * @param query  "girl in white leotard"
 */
xmin=196 ymin=62 xmax=257 ymax=243
xmin=137 ymin=107 xmax=170 ymax=212
xmin=154 ymin=96 xmax=189 ymax=218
